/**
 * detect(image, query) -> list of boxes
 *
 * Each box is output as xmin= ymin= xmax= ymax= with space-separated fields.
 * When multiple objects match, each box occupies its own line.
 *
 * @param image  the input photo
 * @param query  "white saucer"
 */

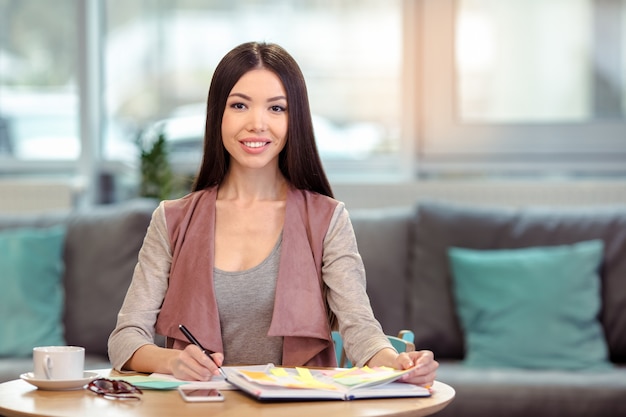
xmin=20 ymin=371 xmax=100 ymax=391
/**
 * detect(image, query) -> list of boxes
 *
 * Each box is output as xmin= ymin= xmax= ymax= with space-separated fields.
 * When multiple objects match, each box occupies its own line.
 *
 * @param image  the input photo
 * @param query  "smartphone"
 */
xmin=178 ymin=385 xmax=225 ymax=402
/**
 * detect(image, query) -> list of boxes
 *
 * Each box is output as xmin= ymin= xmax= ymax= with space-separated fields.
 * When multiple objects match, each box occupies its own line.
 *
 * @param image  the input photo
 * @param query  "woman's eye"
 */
xmin=270 ymin=105 xmax=286 ymax=113
xmin=230 ymin=102 xmax=246 ymax=110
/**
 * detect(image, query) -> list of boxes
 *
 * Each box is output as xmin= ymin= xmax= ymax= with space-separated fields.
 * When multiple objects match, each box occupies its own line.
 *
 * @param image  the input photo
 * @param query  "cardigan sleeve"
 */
xmin=322 ymin=203 xmax=395 ymax=367
xmin=107 ymin=201 xmax=172 ymax=371
xmin=108 ymin=199 xmax=393 ymax=370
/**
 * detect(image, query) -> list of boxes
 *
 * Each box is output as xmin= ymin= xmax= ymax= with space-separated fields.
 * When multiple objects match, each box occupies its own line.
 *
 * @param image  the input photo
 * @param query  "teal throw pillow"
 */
xmin=0 ymin=226 xmax=67 ymax=356
xmin=448 ymin=240 xmax=610 ymax=370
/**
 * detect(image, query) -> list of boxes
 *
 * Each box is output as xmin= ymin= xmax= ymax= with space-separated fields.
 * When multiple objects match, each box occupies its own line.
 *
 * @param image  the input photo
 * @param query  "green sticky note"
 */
xmin=114 ymin=376 xmax=187 ymax=390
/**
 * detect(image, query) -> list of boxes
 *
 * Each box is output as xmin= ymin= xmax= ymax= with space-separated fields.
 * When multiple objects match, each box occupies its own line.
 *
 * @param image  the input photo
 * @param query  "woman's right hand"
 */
xmin=170 ymin=344 xmax=224 ymax=381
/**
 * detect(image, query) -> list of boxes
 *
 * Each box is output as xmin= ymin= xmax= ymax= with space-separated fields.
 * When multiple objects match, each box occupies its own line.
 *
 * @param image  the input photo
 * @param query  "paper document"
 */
xmin=222 ymin=364 xmax=431 ymax=401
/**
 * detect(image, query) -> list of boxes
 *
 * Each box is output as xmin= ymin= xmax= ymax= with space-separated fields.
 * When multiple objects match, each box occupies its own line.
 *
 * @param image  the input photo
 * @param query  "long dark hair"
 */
xmin=192 ymin=42 xmax=333 ymax=198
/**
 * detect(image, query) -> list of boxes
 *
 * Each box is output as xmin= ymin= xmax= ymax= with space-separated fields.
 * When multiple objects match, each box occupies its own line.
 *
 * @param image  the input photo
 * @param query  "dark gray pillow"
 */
xmin=408 ymin=200 xmax=626 ymax=362
xmin=349 ymin=207 xmax=413 ymax=336
xmin=62 ymin=199 xmax=157 ymax=356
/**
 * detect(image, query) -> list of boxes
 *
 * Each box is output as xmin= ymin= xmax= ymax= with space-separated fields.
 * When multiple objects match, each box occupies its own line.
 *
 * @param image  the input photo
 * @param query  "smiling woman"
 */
xmin=193 ymin=42 xmax=329 ymax=196
xmin=107 ymin=41 xmax=439 ymax=388
xmin=221 ymin=69 xmax=288 ymax=169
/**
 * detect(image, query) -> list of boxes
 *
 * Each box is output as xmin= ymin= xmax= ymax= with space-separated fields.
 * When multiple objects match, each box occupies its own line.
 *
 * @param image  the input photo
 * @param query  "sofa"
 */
xmin=0 ymin=199 xmax=158 ymax=383
xmin=352 ymin=200 xmax=626 ymax=417
xmin=1 ymin=196 xmax=625 ymax=416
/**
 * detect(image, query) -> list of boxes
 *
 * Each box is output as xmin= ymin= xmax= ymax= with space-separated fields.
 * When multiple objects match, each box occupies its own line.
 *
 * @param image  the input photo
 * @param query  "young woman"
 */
xmin=108 ymin=41 xmax=437 ymax=387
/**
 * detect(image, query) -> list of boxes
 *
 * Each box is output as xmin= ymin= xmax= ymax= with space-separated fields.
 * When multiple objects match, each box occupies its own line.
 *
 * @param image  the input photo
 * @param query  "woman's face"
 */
xmin=221 ymin=68 xmax=288 ymax=172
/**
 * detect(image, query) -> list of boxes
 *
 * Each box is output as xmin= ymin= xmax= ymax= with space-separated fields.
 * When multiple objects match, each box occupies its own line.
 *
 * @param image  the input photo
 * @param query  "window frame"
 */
xmin=417 ymin=0 xmax=626 ymax=177
xmin=3 ymin=0 xmax=626 ymax=198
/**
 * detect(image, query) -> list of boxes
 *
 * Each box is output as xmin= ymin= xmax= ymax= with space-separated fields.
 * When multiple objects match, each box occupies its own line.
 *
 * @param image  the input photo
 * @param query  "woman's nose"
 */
xmin=247 ymin=108 xmax=267 ymax=132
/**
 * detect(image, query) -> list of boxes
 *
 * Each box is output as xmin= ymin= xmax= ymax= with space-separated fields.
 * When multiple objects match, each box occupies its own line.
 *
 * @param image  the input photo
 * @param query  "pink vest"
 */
xmin=154 ymin=186 xmax=339 ymax=367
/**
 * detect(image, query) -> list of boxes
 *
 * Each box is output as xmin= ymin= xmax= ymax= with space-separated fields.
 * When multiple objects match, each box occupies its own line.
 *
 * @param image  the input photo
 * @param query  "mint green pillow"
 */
xmin=448 ymin=240 xmax=611 ymax=370
xmin=0 ymin=226 xmax=67 ymax=356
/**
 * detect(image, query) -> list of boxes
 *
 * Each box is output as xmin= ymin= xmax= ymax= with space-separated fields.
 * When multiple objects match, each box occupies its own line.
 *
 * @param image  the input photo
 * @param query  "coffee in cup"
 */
xmin=33 ymin=346 xmax=85 ymax=380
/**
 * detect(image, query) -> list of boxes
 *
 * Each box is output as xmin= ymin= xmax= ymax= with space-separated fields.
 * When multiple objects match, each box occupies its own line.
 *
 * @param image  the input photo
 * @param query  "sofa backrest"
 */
xmin=0 ymin=198 xmax=158 ymax=357
xmin=62 ymin=199 xmax=158 ymax=356
xmin=348 ymin=206 xmax=413 ymax=336
xmin=407 ymin=200 xmax=626 ymax=363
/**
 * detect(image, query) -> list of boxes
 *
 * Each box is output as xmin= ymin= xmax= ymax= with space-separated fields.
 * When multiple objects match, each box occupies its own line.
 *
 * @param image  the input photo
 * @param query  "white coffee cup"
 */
xmin=33 ymin=346 xmax=85 ymax=380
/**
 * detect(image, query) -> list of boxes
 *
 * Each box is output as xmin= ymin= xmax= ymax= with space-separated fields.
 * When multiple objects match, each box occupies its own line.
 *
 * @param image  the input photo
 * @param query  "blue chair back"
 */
xmin=331 ymin=330 xmax=415 ymax=368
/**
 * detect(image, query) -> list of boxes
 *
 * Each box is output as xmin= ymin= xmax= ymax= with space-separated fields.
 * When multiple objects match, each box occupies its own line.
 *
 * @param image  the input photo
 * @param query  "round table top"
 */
xmin=0 ymin=369 xmax=455 ymax=417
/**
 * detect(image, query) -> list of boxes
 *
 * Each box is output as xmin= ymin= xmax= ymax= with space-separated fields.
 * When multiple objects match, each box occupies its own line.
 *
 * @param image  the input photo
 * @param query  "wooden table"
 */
xmin=0 ymin=369 xmax=454 ymax=417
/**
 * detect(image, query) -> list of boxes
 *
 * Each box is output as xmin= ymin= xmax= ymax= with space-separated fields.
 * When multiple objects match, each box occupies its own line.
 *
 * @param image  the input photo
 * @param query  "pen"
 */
xmin=178 ymin=324 xmax=225 ymax=377
xmin=179 ymin=324 xmax=214 ymax=355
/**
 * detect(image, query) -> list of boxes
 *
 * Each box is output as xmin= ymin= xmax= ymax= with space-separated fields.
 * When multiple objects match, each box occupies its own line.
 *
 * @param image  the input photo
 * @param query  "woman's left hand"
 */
xmin=395 ymin=350 xmax=438 ymax=388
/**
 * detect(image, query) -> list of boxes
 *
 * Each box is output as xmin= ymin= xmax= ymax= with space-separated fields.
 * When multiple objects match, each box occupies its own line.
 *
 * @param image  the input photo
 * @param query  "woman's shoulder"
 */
xmin=294 ymin=187 xmax=342 ymax=207
xmin=300 ymin=189 xmax=348 ymax=221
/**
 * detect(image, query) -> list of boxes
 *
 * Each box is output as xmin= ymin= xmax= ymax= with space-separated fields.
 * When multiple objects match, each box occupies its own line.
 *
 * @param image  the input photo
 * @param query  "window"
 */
xmin=1 ymin=0 xmax=625 ymax=208
xmin=0 ymin=0 xmax=80 ymax=166
xmin=103 ymin=0 xmax=406 ymax=181
xmin=419 ymin=0 xmax=626 ymax=177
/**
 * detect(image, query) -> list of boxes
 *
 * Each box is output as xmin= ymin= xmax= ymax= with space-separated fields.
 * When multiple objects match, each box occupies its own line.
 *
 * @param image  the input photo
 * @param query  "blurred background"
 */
xmin=1 ymin=0 xmax=625 ymax=212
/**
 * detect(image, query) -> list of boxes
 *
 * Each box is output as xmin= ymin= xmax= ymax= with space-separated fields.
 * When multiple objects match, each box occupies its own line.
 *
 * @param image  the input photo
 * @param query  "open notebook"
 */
xmin=222 ymin=364 xmax=431 ymax=401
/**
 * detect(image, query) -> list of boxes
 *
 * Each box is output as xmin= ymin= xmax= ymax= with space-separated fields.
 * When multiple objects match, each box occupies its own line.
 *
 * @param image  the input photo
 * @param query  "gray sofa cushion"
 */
xmin=408 ymin=201 xmax=626 ymax=362
xmin=435 ymin=362 xmax=626 ymax=417
xmin=62 ymin=199 xmax=157 ymax=356
xmin=349 ymin=207 xmax=413 ymax=335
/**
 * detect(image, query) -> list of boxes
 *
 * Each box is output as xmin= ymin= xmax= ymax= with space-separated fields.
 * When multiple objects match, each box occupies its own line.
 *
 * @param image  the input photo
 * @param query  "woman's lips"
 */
xmin=240 ymin=139 xmax=270 ymax=154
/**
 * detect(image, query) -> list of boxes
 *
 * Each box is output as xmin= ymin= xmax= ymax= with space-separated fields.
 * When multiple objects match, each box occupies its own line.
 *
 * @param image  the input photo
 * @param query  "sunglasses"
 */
xmin=87 ymin=378 xmax=143 ymax=400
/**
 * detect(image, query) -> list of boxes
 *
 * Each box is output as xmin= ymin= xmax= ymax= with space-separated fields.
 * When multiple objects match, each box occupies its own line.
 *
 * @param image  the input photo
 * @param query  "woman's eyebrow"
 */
xmin=228 ymin=92 xmax=286 ymax=102
xmin=228 ymin=92 xmax=251 ymax=100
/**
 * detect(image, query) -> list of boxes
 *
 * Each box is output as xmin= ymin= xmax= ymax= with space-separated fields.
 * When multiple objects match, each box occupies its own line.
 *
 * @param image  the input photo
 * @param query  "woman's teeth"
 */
xmin=243 ymin=141 xmax=266 ymax=148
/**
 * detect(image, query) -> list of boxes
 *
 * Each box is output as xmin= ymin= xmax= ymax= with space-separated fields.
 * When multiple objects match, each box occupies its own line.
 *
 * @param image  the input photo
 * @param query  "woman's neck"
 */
xmin=218 ymin=168 xmax=288 ymax=202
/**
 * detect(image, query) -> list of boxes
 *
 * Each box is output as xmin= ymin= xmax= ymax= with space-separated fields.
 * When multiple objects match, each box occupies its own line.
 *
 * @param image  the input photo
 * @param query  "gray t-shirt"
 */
xmin=213 ymin=234 xmax=283 ymax=365
xmin=108 ymin=201 xmax=392 ymax=370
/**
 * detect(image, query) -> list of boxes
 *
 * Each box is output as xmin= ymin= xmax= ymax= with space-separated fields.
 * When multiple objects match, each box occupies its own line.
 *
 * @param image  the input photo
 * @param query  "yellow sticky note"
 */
xmin=270 ymin=367 xmax=289 ymax=377
xmin=295 ymin=367 xmax=315 ymax=381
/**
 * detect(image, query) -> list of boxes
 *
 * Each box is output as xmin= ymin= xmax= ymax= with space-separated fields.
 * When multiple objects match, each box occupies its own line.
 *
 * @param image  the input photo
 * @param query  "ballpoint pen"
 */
xmin=178 ymin=324 xmax=226 ymax=377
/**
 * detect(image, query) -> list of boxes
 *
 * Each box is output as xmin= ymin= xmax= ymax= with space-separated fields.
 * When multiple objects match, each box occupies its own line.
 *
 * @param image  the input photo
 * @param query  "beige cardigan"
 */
xmin=155 ymin=186 xmax=338 ymax=366
xmin=108 ymin=187 xmax=392 ymax=371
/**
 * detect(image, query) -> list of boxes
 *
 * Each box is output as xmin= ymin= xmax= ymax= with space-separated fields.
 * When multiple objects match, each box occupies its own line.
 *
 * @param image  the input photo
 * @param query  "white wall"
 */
xmin=333 ymin=180 xmax=626 ymax=210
